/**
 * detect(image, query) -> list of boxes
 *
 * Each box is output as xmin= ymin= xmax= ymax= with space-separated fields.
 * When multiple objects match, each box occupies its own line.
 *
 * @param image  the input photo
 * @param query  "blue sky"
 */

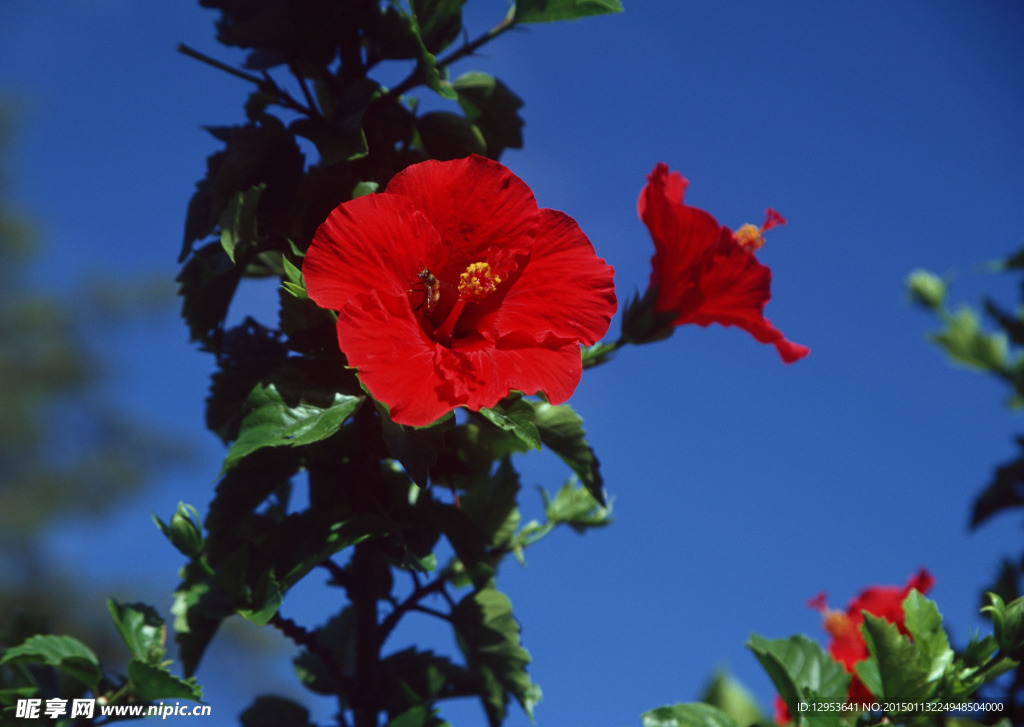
xmin=2 ymin=1 xmax=1024 ymax=725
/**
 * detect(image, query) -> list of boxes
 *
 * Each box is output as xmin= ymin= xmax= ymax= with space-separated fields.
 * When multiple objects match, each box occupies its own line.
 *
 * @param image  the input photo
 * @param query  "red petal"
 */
xmin=638 ymin=164 xmax=722 ymax=312
xmin=304 ymin=193 xmax=442 ymax=312
xmin=334 ymin=290 xmax=454 ymax=427
xmin=439 ymin=336 xmax=584 ymax=411
xmin=481 ymin=209 xmax=616 ymax=346
xmin=384 ymin=155 xmax=539 ymax=275
xmin=675 ymin=231 xmax=809 ymax=363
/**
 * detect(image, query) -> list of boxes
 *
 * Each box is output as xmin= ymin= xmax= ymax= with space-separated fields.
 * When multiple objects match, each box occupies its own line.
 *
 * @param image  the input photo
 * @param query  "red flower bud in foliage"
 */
xmin=635 ymin=163 xmax=809 ymax=362
xmin=303 ymin=155 xmax=617 ymax=427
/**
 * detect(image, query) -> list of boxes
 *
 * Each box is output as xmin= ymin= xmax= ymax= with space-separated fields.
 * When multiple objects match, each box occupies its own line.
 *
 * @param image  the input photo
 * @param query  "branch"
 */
xmin=377 ymin=571 xmax=452 ymax=645
xmin=269 ymin=611 xmax=354 ymax=695
xmin=177 ymin=44 xmax=318 ymax=117
xmin=382 ymin=10 xmax=517 ymax=103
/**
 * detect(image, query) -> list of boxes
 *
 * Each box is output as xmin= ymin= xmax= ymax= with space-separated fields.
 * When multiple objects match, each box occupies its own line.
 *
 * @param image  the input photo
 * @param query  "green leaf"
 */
xmin=453 ymin=72 xmax=524 ymax=158
xmin=219 ymin=183 xmax=265 ymax=263
xmin=411 ymin=0 xmax=467 ymax=53
xmin=171 ymin=561 xmax=236 ymax=677
xmin=983 ymin=592 xmax=1024 ymax=651
xmin=534 ymin=402 xmax=605 ymax=506
xmin=280 ymin=255 xmax=307 ymax=300
xmin=907 ymin=269 xmax=947 ymax=309
xmin=543 ymin=480 xmax=611 ymax=533
xmin=480 ymin=396 xmax=542 ymax=451
xmin=352 ymin=181 xmax=379 ymax=198
xmin=514 ymin=0 xmax=623 ymax=24
xmin=106 ymin=600 xmax=166 ymax=665
xmin=222 ymin=383 xmax=363 ymax=471
xmin=901 ymin=590 xmax=954 ymax=682
xmin=747 ymin=634 xmax=849 ymax=726
xmin=931 ymin=305 xmax=1009 ymax=372
xmin=237 ymin=570 xmax=282 ymax=626
xmin=459 ymin=458 xmax=521 ymax=549
xmin=699 ymin=670 xmax=768 ymax=727
xmin=379 ymin=405 xmax=453 ymax=487
xmin=857 ymin=613 xmax=936 ymax=703
xmin=0 ymin=635 xmax=101 ymax=689
xmin=452 ymin=587 xmax=540 ymax=726
xmin=417 ymin=111 xmax=487 ymax=160
xmin=126 ymin=659 xmax=203 ymax=701
xmin=240 ymin=696 xmax=317 ymax=727
xmin=642 ymin=703 xmax=742 ymax=727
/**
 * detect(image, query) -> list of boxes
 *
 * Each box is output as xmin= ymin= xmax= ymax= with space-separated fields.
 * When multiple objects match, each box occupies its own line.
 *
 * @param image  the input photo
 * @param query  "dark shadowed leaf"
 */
xmin=514 ymin=0 xmax=623 ymax=24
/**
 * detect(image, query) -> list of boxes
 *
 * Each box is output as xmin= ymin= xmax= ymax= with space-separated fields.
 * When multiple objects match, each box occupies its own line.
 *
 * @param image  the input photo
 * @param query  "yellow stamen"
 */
xmin=433 ymin=261 xmax=502 ymax=345
xmin=823 ymin=610 xmax=856 ymax=641
xmin=735 ymin=223 xmax=765 ymax=251
xmin=458 ymin=261 xmax=502 ymax=301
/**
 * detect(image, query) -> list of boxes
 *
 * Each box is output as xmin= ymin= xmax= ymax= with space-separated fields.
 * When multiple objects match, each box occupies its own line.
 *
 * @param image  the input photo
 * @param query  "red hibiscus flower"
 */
xmin=811 ymin=569 xmax=935 ymax=706
xmin=637 ymin=163 xmax=809 ymax=363
xmin=303 ymin=155 xmax=617 ymax=427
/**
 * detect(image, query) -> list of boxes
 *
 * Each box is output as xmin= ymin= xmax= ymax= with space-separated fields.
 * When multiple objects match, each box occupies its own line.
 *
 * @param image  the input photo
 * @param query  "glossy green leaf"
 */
xmin=222 ymin=383 xmax=362 ymax=471
xmin=983 ymin=592 xmax=1024 ymax=651
xmin=534 ymin=401 xmax=605 ymax=506
xmin=0 ymin=635 xmax=101 ymax=689
xmin=856 ymin=613 xmax=936 ymax=703
xmin=106 ymin=600 xmax=166 ymax=665
xmin=219 ymin=183 xmax=264 ymax=263
xmin=747 ymin=634 xmax=849 ymax=726
xmin=452 ymin=587 xmax=540 ymax=726
xmin=543 ymin=480 xmax=611 ymax=533
xmin=901 ymin=590 xmax=954 ymax=681
xmin=480 ymin=396 xmax=541 ymax=451
xmin=514 ymin=0 xmax=623 ymax=23
xmin=642 ymin=703 xmax=741 ymax=727
xmin=280 ymin=255 xmax=307 ymax=300
xmin=126 ymin=659 xmax=203 ymax=702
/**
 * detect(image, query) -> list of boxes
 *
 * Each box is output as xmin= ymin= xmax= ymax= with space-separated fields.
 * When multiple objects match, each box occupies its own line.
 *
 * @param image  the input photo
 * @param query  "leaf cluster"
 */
xmin=641 ymin=591 xmax=1020 ymax=727
xmin=0 ymin=601 xmax=200 ymax=725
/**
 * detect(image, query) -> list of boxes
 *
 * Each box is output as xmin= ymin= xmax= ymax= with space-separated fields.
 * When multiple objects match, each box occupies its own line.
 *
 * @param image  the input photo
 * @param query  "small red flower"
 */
xmin=811 ymin=569 xmax=935 ymax=706
xmin=637 ymin=163 xmax=809 ymax=363
xmin=303 ymin=155 xmax=617 ymax=427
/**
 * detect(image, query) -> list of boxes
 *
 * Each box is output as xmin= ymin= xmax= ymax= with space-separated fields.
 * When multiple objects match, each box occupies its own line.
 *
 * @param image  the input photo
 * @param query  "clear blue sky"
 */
xmin=2 ymin=2 xmax=1024 ymax=725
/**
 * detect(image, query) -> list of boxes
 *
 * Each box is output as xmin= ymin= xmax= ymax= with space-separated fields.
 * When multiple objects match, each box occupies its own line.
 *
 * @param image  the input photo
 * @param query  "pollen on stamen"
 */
xmin=735 ymin=223 xmax=765 ymax=251
xmin=823 ymin=610 xmax=856 ymax=641
xmin=458 ymin=261 xmax=502 ymax=301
